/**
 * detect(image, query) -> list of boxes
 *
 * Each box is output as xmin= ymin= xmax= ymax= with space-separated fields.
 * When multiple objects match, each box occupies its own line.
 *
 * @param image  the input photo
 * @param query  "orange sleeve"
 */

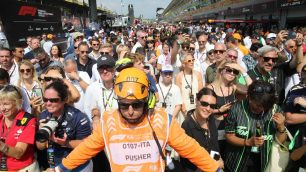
xmin=62 ymin=122 xmax=105 ymax=170
xmin=167 ymin=119 xmax=219 ymax=172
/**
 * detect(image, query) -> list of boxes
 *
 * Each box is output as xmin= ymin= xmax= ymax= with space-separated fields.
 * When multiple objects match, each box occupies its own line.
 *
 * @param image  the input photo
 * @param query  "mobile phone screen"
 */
xmin=33 ymin=88 xmax=43 ymax=97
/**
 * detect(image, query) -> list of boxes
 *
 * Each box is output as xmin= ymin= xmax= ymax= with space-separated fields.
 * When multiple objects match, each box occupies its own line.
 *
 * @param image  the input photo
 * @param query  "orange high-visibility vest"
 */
xmin=102 ymin=108 xmax=169 ymax=172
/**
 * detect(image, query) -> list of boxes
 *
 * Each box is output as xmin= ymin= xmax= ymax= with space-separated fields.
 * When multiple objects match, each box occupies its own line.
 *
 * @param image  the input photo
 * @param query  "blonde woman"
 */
xmin=206 ymin=61 xmax=249 ymax=157
xmin=17 ymin=60 xmax=43 ymax=115
xmin=176 ymin=53 xmax=203 ymax=117
xmin=0 ymin=85 xmax=39 ymax=171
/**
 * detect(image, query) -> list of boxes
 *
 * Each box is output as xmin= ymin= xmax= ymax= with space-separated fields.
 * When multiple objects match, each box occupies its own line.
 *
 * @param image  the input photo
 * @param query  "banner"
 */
xmin=0 ymin=1 xmax=63 ymax=46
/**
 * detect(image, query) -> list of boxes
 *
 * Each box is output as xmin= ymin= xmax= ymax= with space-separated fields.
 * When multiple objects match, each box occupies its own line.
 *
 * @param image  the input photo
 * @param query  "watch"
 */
xmin=0 ymin=144 xmax=8 ymax=154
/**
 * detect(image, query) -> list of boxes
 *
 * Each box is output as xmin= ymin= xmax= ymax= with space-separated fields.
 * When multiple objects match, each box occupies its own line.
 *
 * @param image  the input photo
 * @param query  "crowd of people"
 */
xmin=0 ymin=22 xmax=305 ymax=172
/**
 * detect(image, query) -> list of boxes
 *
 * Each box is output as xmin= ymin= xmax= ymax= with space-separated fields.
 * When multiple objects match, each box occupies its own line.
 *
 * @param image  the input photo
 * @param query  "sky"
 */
xmin=97 ymin=0 xmax=171 ymax=19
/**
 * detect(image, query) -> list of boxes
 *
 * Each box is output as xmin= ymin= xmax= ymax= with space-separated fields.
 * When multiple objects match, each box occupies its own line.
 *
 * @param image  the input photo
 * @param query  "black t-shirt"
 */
xmin=180 ymin=109 xmax=219 ymax=171
xmin=76 ymin=57 xmax=96 ymax=78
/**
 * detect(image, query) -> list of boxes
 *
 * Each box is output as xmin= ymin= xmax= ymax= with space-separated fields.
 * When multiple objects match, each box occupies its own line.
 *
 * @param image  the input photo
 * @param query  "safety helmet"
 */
xmin=114 ymin=67 xmax=149 ymax=100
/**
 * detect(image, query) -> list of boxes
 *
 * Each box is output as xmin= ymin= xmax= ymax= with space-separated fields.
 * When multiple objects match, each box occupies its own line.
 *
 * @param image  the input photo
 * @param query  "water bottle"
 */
xmin=251 ymin=122 xmax=262 ymax=153
xmin=47 ymin=143 xmax=55 ymax=169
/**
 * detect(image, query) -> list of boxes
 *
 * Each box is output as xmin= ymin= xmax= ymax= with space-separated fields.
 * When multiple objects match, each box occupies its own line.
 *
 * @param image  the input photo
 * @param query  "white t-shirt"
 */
xmin=91 ymin=63 xmax=99 ymax=82
xmin=70 ymin=71 xmax=91 ymax=112
xmin=157 ymin=54 xmax=181 ymax=83
xmin=156 ymin=83 xmax=182 ymax=115
xmin=83 ymin=81 xmax=118 ymax=122
xmin=131 ymin=42 xmax=143 ymax=53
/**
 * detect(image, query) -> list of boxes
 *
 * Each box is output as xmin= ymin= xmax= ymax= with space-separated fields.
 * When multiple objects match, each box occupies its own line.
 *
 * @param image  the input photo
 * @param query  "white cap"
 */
xmin=161 ymin=64 xmax=173 ymax=73
xmin=267 ymin=33 xmax=276 ymax=39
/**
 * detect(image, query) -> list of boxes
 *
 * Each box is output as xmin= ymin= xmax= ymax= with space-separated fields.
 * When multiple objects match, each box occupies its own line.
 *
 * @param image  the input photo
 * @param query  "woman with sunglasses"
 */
xmin=50 ymin=45 xmax=64 ymax=65
xmin=36 ymin=81 xmax=92 ymax=172
xmin=17 ymin=60 xmax=43 ymax=115
xmin=180 ymin=87 xmax=224 ymax=172
xmin=176 ymin=54 xmax=203 ymax=117
xmin=0 ymin=85 xmax=39 ymax=171
xmin=224 ymin=80 xmax=286 ymax=172
xmin=207 ymin=61 xmax=249 ymax=155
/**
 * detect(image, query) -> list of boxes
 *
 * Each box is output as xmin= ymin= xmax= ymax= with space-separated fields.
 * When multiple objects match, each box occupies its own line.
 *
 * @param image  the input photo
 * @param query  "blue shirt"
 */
xmin=40 ymin=105 xmax=91 ymax=166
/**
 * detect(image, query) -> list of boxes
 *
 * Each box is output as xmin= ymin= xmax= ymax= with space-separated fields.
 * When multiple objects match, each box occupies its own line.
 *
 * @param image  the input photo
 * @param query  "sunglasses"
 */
xmin=43 ymin=77 xmax=56 ymax=82
xmin=20 ymin=69 xmax=31 ymax=73
xmin=263 ymin=57 xmax=277 ymax=63
xmin=18 ymin=50 xmax=25 ymax=53
xmin=141 ymin=36 xmax=147 ymax=39
xmin=208 ymin=52 xmax=214 ymax=55
xmin=214 ymin=50 xmax=225 ymax=54
xmin=74 ymin=46 xmax=78 ymax=49
xmin=199 ymin=101 xmax=217 ymax=109
xmin=0 ymin=85 xmax=21 ymax=95
xmin=38 ymin=58 xmax=47 ymax=63
xmin=289 ymin=46 xmax=295 ymax=49
xmin=100 ymin=52 xmax=110 ymax=55
xmin=228 ymin=54 xmax=238 ymax=59
xmin=80 ymin=51 xmax=90 ymax=54
xmin=92 ymin=44 xmax=100 ymax=46
xmin=187 ymin=59 xmax=195 ymax=63
xmin=119 ymin=101 xmax=144 ymax=110
xmin=182 ymin=45 xmax=190 ymax=49
xmin=98 ymin=66 xmax=113 ymax=72
xmin=224 ymin=67 xmax=240 ymax=75
xmin=162 ymin=72 xmax=173 ymax=76
xmin=253 ymin=86 xmax=273 ymax=94
xmin=43 ymin=97 xmax=61 ymax=103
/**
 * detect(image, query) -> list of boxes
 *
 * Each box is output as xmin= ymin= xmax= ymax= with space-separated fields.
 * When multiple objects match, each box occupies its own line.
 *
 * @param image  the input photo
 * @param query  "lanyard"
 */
xmin=8 ymin=64 xmax=16 ymax=78
xmin=102 ymin=87 xmax=114 ymax=110
xmin=220 ymin=86 xmax=230 ymax=104
xmin=197 ymin=51 xmax=205 ymax=63
xmin=158 ymin=84 xmax=172 ymax=104
xmin=252 ymin=68 xmax=271 ymax=82
xmin=183 ymin=71 xmax=193 ymax=95
xmin=1 ymin=118 xmax=11 ymax=141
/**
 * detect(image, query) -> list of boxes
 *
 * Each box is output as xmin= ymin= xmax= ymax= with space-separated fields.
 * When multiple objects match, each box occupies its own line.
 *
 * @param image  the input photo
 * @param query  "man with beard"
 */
xmin=247 ymin=45 xmax=298 ymax=105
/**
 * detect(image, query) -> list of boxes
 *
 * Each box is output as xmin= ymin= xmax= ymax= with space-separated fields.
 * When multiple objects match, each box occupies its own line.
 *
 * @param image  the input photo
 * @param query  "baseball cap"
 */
xmin=267 ymin=33 xmax=276 ymax=39
xmin=233 ymin=33 xmax=242 ymax=40
xmin=161 ymin=64 xmax=173 ymax=73
xmin=72 ymin=32 xmax=84 ymax=40
xmin=97 ymin=55 xmax=115 ymax=69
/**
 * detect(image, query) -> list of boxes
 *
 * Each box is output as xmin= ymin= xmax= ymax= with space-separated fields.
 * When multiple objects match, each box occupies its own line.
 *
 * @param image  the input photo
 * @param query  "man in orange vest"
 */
xmin=56 ymin=68 xmax=220 ymax=172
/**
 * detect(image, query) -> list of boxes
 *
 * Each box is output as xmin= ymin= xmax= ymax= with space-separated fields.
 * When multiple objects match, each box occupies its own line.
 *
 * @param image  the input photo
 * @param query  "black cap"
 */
xmin=97 ymin=55 xmax=115 ymax=69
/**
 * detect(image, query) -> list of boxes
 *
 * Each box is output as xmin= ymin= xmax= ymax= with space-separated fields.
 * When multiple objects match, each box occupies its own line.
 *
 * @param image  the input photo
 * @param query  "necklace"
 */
xmin=220 ymin=85 xmax=230 ymax=104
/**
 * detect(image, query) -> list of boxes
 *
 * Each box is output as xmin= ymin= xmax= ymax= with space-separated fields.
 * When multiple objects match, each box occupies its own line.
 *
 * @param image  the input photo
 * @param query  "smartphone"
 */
xmin=33 ymin=88 xmax=43 ymax=98
xmin=144 ymin=65 xmax=150 ymax=70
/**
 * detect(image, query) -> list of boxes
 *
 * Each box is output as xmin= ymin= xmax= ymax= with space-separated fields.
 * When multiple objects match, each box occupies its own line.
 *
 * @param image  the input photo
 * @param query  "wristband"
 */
xmin=296 ymin=43 xmax=302 ymax=47
xmin=242 ymin=72 xmax=248 ymax=77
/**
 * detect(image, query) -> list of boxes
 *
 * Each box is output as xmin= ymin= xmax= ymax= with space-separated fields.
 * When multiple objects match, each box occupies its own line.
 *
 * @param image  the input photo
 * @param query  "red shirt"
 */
xmin=0 ymin=110 xmax=36 ymax=171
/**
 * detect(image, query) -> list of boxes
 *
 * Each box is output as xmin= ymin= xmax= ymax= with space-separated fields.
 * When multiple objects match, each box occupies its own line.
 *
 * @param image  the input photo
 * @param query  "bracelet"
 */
xmin=277 ymin=128 xmax=286 ymax=133
xmin=297 ymin=43 xmax=302 ymax=47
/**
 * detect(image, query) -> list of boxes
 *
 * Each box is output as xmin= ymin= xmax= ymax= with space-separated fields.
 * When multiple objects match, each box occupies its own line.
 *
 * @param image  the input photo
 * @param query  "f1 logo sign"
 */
xmin=18 ymin=6 xmax=37 ymax=16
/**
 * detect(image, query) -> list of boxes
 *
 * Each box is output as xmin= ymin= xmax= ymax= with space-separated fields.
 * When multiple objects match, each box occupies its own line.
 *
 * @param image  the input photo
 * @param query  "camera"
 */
xmin=36 ymin=118 xmax=59 ymax=142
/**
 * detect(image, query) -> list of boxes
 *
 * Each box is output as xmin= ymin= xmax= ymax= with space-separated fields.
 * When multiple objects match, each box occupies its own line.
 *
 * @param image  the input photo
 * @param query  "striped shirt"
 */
xmin=224 ymin=100 xmax=282 ymax=172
